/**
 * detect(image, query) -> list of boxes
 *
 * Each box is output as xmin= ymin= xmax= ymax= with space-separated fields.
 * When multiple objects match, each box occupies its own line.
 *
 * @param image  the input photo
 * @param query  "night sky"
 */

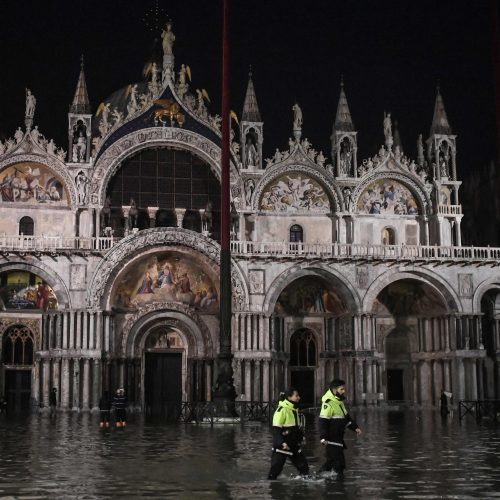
xmin=0 ymin=0 xmax=496 ymax=176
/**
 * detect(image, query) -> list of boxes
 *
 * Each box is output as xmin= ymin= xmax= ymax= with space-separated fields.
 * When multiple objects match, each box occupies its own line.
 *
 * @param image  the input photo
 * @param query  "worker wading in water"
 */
xmin=319 ymin=379 xmax=362 ymax=480
xmin=267 ymin=387 xmax=310 ymax=480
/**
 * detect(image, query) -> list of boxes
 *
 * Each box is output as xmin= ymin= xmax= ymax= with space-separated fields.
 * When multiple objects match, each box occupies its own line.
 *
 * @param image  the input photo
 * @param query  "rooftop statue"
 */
xmin=292 ymin=103 xmax=302 ymax=131
xmin=383 ymin=111 xmax=392 ymax=142
xmin=161 ymin=22 xmax=175 ymax=56
xmin=25 ymin=88 xmax=36 ymax=119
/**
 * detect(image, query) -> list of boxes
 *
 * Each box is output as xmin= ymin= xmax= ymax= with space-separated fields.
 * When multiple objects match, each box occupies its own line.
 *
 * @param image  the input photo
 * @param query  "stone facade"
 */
xmin=1 ymin=24 xmax=499 ymax=412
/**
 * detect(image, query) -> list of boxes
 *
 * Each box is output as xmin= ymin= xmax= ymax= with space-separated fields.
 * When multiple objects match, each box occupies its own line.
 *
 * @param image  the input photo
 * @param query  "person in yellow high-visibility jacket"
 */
xmin=267 ymin=387 xmax=310 ymax=480
xmin=319 ymin=379 xmax=362 ymax=480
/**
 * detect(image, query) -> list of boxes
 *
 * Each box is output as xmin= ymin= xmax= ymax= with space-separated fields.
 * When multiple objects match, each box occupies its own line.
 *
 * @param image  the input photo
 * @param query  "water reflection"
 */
xmin=0 ymin=410 xmax=498 ymax=499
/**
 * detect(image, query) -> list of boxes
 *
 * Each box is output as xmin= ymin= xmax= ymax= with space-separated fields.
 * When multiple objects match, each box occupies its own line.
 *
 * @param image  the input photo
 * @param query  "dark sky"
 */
xmin=0 ymin=0 xmax=497 ymax=176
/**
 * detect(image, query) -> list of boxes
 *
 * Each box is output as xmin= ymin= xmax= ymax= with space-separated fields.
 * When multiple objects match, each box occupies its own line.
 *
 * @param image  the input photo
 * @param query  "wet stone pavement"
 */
xmin=0 ymin=410 xmax=499 ymax=499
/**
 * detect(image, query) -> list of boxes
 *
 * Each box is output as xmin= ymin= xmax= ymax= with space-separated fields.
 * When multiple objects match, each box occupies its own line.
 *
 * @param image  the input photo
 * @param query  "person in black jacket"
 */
xmin=318 ymin=379 xmax=362 ymax=479
xmin=267 ymin=387 xmax=309 ymax=480
xmin=99 ymin=391 xmax=111 ymax=428
xmin=112 ymin=388 xmax=127 ymax=427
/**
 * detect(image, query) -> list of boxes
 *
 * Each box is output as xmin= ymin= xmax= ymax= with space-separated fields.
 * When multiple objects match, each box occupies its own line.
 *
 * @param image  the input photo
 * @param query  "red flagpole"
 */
xmin=214 ymin=0 xmax=235 ymax=404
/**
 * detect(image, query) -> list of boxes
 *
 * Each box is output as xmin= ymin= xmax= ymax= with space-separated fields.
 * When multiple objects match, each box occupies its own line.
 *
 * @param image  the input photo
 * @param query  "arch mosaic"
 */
xmin=262 ymin=262 xmax=361 ymax=317
xmin=472 ymin=277 xmax=500 ymax=314
xmin=0 ymin=261 xmax=71 ymax=308
xmin=252 ymin=164 xmax=342 ymax=213
xmin=86 ymin=228 xmax=249 ymax=310
xmin=121 ymin=302 xmax=213 ymax=358
xmin=90 ymin=127 xmax=240 ymax=207
xmin=0 ymin=154 xmax=77 ymax=206
xmin=352 ymin=171 xmax=431 ymax=216
xmin=362 ymin=268 xmax=462 ymax=315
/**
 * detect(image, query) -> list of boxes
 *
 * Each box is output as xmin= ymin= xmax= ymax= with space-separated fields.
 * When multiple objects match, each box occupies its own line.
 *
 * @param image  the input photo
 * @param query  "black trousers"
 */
xmin=320 ymin=444 xmax=346 ymax=472
xmin=268 ymin=449 xmax=309 ymax=479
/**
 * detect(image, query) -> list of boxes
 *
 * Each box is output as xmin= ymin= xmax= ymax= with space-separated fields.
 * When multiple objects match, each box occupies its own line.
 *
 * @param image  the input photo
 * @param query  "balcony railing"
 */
xmin=230 ymin=241 xmax=500 ymax=261
xmin=438 ymin=204 xmax=462 ymax=215
xmin=2 ymin=234 xmax=500 ymax=262
xmin=0 ymin=234 xmax=115 ymax=252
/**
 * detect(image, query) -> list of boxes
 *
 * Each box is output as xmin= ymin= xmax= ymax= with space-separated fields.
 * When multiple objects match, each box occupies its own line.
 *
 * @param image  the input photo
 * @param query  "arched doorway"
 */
xmin=480 ymin=288 xmax=500 ymax=399
xmin=143 ymin=325 xmax=185 ymax=418
xmin=384 ymin=327 xmax=411 ymax=401
xmin=289 ymin=328 xmax=317 ymax=406
xmin=2 ymin=325 xmax=34 ymax=412
xmin=373 ymin=278 xmax=448 ymax=405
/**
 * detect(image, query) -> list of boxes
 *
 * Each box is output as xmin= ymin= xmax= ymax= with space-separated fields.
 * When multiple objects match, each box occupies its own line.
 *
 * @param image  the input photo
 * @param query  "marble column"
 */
xmin=62 ymin=312 xmax=68 ymax=349
xmin=232 ymin=358 xmax=242 ymax=396
xmin=262 ymin=360 xmax=270 ymax=401
xmin=52 ymin=358 xmax=60 ymax=397
xmin=61 ymin=358 xmax=70 ymax=409
xmin=42 ymin=359 xmax=50 ymax=408
xmin=244 ymin=360 xmax=252 ymax=401
xmin=355 ymin=358 xmax=364 ymax=404
xmin=72 ymin=358 xmax=81 ymax=410
xmin=469 ymin=359 xmax=478 ymax=400
xmin=254 ymin=359 xmax=262 ymax=401
xmin=205 ymin=361 xmax=212 ymax=401
xmin=92 ymin=359 xmax=101 ymax=410
xmin=82 ymin=311 xmax=88 ymax=350
xmin=82 ymin=359 xmax=90 ymax=410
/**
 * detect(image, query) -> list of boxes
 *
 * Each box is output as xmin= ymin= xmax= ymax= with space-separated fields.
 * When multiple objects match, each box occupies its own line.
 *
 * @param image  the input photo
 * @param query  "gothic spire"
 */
xmin=241 ymin=68 xmax=261 ymax=122
xmin=70 ymin=55 xmax=91 ymax=114
xmin=333 ymin=76 xmax=355 ymax=132
xmin=430 ymin=85 xmax=452 ymax=135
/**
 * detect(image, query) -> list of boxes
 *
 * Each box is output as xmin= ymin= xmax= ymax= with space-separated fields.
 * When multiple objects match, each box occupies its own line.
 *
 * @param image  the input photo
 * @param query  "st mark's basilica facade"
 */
xmin=0 ymin=22 xmax=499 ymax=413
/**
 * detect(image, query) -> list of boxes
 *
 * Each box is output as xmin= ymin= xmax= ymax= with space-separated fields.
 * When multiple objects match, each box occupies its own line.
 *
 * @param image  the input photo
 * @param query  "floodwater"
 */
xmin=0 ymin=410 xmax=499 ymax=499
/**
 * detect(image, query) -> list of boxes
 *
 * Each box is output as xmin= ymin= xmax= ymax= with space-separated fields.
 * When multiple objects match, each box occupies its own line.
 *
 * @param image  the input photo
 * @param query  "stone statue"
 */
xmin=244 ymin=179 xmax=255 ymax=206
xmin=98 ymin=103 xmax=111 ymax=136
xmin=230 ymin=201 xmax=239 ymax=237
xmin=101 ymin=196 xmax=112 ymax=228
xmin=202 ymin=200 xmax=213 ymax=232
xmin=151 ymin=62 xmax=159 ymax=86
xmin=25 ymin=88 xmax=36 ymax=118
xmin=127 ymin=84 xmax=139 ymax=116
xmin=246 ymin=141 xmax=258 ymax=167
xmin=129 ymin=198 xmax=138 ymax=228
xmin=14 ymin=127 xmax=23 ymax=144
xmin=46 ymin=139 xmax=56 ymax=156
xmin=273 ymin=148 xmax=283 ymax=163
xmin=316 ymin=150 xmax=326 ymax=167
xmin=288 ymin=137 xmax=295 ymax=153
xmin=383 ymin=112 xmax=392 ymax=141
xmin=343 ymin=187 xmax=354 ymax=212
xmin=161 ymin=22 xmax=175 ymax=56
xmin=76 ymin=134 xmax=86 ymax=161
xmin=75 ymin=171 xmax=89 ymax=204
xmin=292 ymin=103 xmax=303 ymax=131
xmin=31 ymin=126 xmax=41 ymax=144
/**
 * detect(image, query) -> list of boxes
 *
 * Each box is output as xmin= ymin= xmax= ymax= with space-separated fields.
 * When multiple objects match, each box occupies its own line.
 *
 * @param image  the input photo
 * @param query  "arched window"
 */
xmin=382 ymin=227 xmax=395 ymax=245
xmin=290 ymin=329 xmax=316 ymax=367
xmin=289 ymin=224 xmax=303 ymax=243
xmin=2 ymin=325 xmax=34 ymax=366
xmin=19 ymin=216 xmax=34 ymax=236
